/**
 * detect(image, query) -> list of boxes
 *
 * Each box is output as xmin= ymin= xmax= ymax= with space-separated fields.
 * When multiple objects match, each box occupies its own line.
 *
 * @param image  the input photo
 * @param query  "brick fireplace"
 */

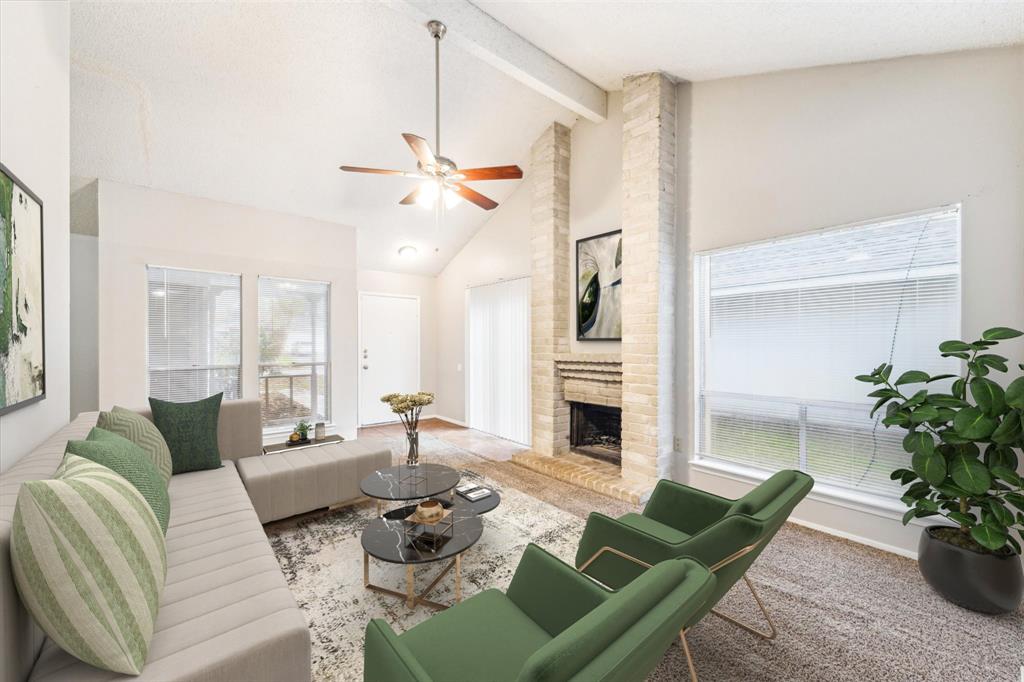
xmin=513 ymin=73 xmax=678 ymax=504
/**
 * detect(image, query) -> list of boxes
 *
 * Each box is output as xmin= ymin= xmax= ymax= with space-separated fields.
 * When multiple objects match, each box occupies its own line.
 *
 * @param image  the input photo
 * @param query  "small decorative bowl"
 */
xmin=415 ymin=499 xmax=444 ymax=524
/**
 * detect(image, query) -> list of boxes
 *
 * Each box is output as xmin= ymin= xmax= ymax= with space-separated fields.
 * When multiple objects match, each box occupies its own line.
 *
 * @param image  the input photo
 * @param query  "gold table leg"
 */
xmin=363 ymin=553 xmax=463 ymax=611
xmin=679 ymin=630 xmax=699 ymax=682
xmin=363 ymin=551 xmax=369 ymax=587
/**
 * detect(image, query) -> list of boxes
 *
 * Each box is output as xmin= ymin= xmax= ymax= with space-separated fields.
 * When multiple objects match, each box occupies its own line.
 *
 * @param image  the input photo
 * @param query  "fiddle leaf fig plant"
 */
xmin=857 ymin=327 xmax=1024 ymax=555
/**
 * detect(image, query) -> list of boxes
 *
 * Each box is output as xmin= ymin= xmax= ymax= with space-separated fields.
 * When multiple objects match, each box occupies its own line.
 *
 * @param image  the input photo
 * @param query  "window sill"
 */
xmin=262 ymin=422 xmax=337 ymax=446
xmin=689 ymin=455 xmax=917 ymax=523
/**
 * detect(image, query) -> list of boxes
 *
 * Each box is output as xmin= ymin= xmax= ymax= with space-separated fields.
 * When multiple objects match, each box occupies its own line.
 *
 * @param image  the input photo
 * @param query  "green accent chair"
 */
xmin=363 ymin=543 xmax=716 ymax=682
xmin=574 ymin=470 xmax=814 ymax=681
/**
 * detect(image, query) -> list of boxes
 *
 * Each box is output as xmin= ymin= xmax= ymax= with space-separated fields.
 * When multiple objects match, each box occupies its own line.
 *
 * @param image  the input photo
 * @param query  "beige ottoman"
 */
xmin=237 ymin=439 xmax=392 ymax=523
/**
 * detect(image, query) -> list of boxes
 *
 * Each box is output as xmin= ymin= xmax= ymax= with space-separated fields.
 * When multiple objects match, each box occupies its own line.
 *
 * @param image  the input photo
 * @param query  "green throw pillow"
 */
xmin=65 ymin=427 xmax=171 ymax=534
xmin=149 ymin=393 xmax=223 ymax=474
xmin=97 ymin=406 xmax=173 ymax=484
xmin=11 ymin=454 xmax=167 ymax=675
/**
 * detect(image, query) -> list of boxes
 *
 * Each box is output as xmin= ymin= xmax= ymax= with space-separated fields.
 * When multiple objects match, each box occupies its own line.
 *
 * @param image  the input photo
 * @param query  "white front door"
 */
xmin=358 ymin=293 xmax=420 ymax=426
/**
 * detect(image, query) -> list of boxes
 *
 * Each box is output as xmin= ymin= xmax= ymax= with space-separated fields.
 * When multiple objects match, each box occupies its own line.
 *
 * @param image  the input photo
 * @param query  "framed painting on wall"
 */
xmin=0 ymin=162 xmax=46 ymax=416
xmin=576 ymin=229 xmax=622 ymax=340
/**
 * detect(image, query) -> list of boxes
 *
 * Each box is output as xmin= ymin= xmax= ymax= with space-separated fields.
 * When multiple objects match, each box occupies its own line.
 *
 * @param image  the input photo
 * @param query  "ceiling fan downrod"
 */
xmin=427 ymin=20 xmax=446 ymax=158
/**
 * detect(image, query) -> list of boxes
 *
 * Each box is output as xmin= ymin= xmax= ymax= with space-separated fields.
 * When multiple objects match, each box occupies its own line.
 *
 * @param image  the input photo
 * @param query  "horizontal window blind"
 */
xmin=468 ymin=277 xmax=531 ymax=445
xmin=695 ymin=207 xmax=961 ymax=498
xmin=258 ymin=277 xmax=330 ymax=426
xmin=147 ymin=266 xmax=241 ymax=402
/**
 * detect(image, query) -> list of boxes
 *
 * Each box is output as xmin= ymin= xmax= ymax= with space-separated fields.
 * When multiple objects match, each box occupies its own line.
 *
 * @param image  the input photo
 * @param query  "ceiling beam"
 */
xmin=386 ymin=0 xmax=608 ymax=122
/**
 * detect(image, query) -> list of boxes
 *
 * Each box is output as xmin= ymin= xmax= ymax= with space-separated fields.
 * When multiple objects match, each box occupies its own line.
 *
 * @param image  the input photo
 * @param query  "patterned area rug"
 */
xmin=266 ymin=430 xmax=1024 ymax=682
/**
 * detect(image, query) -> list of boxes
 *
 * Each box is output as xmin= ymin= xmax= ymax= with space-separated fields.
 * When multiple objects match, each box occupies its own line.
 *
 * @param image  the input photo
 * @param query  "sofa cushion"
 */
xmin=149 ymin=394 xmax=223 ymax=474
xmin=400 ymin=589 xmax=551 ymax=682
xmin=11 ymin=454 xmax=167 ymax=675
xmin=28 ymin=460 xmax=311 ymax=682
xmin=96 ymin=407 xmax=173 ymax=484
xmin=617 ymin=512 xmax=691 ymax=545
xmin=64 ymin=428 xmax=170 ymax=534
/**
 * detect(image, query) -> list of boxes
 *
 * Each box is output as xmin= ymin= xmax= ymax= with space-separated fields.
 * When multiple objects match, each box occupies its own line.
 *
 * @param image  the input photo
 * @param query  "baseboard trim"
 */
xmin=786 ymin=517 xmax=918 ymax=560
xmin=431 ymin=415 xmax=467 ymax=427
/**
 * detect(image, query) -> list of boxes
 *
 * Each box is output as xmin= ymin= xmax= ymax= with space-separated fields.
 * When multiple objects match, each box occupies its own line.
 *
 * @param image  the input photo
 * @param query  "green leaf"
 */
xmin=882 ymin=411 xmax=911 ymax=427
xmin=952 ymin=379 xmax=967 ymax=400
xmin=1005 ymin=493 xmax=1024 ymax=513
xmin=926 ymin=374 xmax=959 ymax=383
xmin=969 ymin=377 xmax=1006 ymax=416
xmin=981 ymin=327 xmax=1023 ymax=341
xmin=942 ymin=351 xmax=971 ymax=360
xmin=970 ymin=524 xmax=1008 ymax=551
xmin=990 ymin=413 xmax=1022 ymax=445
xmin=987 ymin=499 xmax=1015 ymax=526
xmin=953 ymin=407 xmax=998 ymax=440
xmin=880 ymin=364 xmax=893 ymax=381
xmin=870 ymin=396 xmax=891 ymax=418
xmin=903 ymin=481 xmax=933 ymax=501
xmin=939 ymin=430 xmax=970 ymax=445
xmin=916 ymin=498 xmax=939 ymax=512
xmin=928 ymin=394 xmax=969 ymax=408
xmin=868 ymin=388 xmax=901 ymax=399
xmin=901 ymin=508 xmax=918 ymax=525
xmin=939 ymin=340 xmax=972 ymax=352
xmin=985 ymin=444 xmax=1019 ymax=470
xmin=968 ymin=361 xmax=989 ymax=378
xmin=910 ymin=405 xmax=940 ymax=423
xmin=1005 ymin=377 xmax=1024 ymax=410
xmin=947 ymin=511 xmax=976 ymax=527
xmin=855 ymin=374 xmax=882 ymax=384
xmin=990 ymin=466 xmax=1023 ymax=487
xmin=895 ymin=371 xmax=930 ymax=386
xmin=950 ymin=452 xmax=993 ymax=495
xmin=890 ymin=468 xmax=917 ymax=484
xmin=935 ymin=481 xmax=972 ymax=498
xmin=976 ymin=354 xmax=1010 ymax=373
xmin=912 ymin=450 xmax=946 ymax=486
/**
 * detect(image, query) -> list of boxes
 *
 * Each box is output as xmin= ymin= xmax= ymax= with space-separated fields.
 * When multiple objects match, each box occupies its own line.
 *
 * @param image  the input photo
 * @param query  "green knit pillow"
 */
xmin=11 ymin=454 xmax=167 ymax=675
xmin=64 ymin=427 xmax=171 ymax=534
xmin=149 ymin=393 xmax=223 ymax=474
xmin=97 ymin=406 xmax=173 ymax=484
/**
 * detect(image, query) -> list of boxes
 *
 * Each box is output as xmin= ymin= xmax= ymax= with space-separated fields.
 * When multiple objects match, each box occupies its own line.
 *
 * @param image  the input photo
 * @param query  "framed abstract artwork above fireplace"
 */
xmin=576 ymin=229 xmax=622 ymax=340
xmin=0 ymin=162 xmax=46 ymax=416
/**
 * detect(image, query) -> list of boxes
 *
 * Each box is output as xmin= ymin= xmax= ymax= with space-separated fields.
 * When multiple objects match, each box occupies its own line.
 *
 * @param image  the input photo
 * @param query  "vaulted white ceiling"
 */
xmin=478 ymin=1 xmax=1024 ymax=88
xmin=70 ymin=1 xmax=1023 ymax=275
xmin=70 ymin=1 xmax=575 ymax=275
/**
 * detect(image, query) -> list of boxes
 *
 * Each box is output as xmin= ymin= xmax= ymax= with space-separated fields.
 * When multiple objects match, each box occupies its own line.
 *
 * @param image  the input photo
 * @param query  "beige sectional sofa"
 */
xmin=1 ymin=399 xmax=380 ymax=682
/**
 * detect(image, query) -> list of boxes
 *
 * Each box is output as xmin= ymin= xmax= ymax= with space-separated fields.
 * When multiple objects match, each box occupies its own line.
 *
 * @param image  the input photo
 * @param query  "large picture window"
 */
xmin=258 ymin=277 xmax=330 ymax=427
xmin=694 ymin=207 xmax=961 ymax=499
xmin=147 ymin=266 xmax=242 ymax=402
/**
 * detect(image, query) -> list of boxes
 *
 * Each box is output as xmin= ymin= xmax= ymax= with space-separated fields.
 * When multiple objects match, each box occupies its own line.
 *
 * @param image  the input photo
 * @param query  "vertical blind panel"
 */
xmin=147 ymin=266 xmax=241 ymax=402
xmin=258 ymin=277 xmax=331 ymax=425
xmin=467 ymin=278 xmax=531 ymax=445
xmin=696 ymin=208 xmax=961 ymax=498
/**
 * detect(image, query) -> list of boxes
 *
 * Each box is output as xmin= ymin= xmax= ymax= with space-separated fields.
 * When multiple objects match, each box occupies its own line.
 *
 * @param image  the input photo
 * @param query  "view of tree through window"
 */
xmin=694 ymin=207 xmax=961 ymax=498
xmin=258 ymin=277 xmax=330 ymax=427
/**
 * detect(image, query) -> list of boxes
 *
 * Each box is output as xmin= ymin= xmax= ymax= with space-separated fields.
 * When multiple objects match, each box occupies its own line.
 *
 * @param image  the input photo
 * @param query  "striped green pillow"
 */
xmin=10 ymin=454 xmax=167 ymax=675
xmin=97 ymin=406 xmax=173 ymax=484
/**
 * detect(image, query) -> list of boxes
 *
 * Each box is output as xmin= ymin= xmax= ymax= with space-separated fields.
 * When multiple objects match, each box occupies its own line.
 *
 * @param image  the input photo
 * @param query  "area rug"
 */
xmin=266 ymin=430 xmax=1024 ymax=682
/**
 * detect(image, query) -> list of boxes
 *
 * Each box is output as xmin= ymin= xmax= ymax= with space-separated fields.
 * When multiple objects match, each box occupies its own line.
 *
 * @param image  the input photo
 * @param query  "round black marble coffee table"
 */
xmin=360 ymin=463 xmax=461 ymax=515
xmin=361 ymin=499 xmax=483 ymax=610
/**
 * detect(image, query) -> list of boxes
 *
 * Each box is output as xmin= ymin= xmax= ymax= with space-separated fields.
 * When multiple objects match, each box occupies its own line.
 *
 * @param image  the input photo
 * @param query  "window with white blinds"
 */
xmin=468 ymin=277 xmax=531 ymax=445
xmin=147 ymin=266 xmax=242 ymax=402
xmin=694 ymin=207 xmax=961 ymax=499
xmin=258 ymin=277 xmax=330 ymax=427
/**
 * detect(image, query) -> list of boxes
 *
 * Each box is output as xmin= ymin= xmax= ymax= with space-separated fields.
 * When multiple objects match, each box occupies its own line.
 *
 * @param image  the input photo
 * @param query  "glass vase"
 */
xmin=406 ymin=431 xmax=420 ymax=467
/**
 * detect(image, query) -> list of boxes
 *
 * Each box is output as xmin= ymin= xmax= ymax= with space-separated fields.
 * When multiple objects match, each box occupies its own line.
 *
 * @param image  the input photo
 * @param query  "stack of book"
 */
xmin=455 ymin=482 xmax=492 ymax=502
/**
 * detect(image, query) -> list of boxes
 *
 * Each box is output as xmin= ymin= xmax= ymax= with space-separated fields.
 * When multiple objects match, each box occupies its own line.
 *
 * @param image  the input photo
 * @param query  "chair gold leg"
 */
xmin=679 ymin=629 xmax=699 ymax=682
xmin=710 ymin=574 xmax=777 ymax=640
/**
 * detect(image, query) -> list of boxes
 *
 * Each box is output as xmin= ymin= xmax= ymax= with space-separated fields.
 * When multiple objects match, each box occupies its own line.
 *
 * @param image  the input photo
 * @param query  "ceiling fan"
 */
xmin=340 ymin=20 xmax=522 ymax=211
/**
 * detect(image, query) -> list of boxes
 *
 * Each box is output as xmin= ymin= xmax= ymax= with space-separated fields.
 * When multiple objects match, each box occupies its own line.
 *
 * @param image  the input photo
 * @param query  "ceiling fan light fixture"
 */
xmin=443 ymin=187 xmax=462 ymax=209
xmin=398 ymin=245 xmax=418 ymax=258
xmin=415 ymin=179 xmax=440 ymax=208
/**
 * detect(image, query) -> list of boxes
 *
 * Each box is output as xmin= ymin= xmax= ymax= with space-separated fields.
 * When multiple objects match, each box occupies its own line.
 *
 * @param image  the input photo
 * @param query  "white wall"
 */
xmin=569 ymin=91 xmax=623 ymax=354
xmin=434 ymin=181 xmax=532 ymax=422
xmin=0 ymin=1 xmax=71 ymax=471
xmin=70 ymin=234 xmax=98 ymax=418
xmin=94 ymin=181 xmax=360 ymax=439
xmin=683 ymin=46 xmax=1024 ymax=556
xmin=357 ymin=269 xmax=438 ymax=417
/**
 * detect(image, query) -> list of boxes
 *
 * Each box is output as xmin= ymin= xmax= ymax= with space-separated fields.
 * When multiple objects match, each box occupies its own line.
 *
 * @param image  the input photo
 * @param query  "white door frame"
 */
xmin=357 ymin=291 xmax=421 ymax=427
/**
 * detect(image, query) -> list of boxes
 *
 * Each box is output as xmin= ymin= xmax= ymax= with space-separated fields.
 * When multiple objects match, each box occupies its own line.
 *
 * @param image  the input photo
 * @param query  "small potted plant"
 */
xmin=857 ymin=327 xmax=1024 ymax=613
xmin=289 ymin=419 xmax=311 ymax=445
xmin=380 ymin=392 xmax=435 ymax=466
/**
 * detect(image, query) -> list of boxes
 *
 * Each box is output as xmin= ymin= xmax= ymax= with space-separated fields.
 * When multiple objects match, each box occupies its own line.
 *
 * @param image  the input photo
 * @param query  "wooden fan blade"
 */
xmin=340 ymin=166 xmax=418 ymax=177
xmin=455 ymin=165 xmax=523 ymax=181
xmin=399 ymin=186 xmax=421 ymax=205
xmin=402 ymin=133 xmax=436 ymax=168
xmin=450 ymin=183 xmax=498 ymax=210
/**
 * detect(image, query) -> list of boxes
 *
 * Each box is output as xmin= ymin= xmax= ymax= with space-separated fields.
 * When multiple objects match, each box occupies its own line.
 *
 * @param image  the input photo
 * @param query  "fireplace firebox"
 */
xmin=570 ymin=402 xmax=622 ymax=465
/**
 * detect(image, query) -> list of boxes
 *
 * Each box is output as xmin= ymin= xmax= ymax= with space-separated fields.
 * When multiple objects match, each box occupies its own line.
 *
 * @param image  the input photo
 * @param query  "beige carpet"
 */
xmin=265 ymin=428 xmax=1024 ymax=682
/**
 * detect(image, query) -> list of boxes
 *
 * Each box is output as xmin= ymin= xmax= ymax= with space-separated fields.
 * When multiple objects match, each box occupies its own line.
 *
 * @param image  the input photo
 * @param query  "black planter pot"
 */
xmin=917 ymin=526 xmax=1024 ymax=614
